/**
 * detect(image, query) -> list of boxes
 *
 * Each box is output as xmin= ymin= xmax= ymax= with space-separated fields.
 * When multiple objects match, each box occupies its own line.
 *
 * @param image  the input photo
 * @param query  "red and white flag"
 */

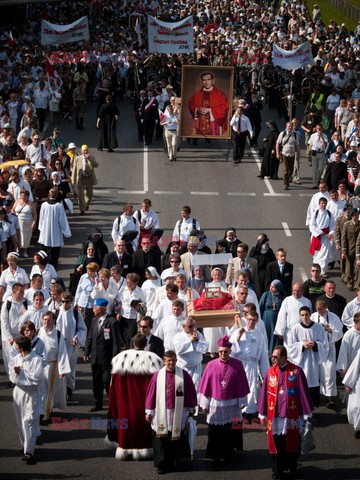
xmin=45 ymin=56 xmax=63 ymax=89
xmin=158 ymin=108 xmax=164 ymax=122
xmin=8 ymin=31 xmax=14 ymax=49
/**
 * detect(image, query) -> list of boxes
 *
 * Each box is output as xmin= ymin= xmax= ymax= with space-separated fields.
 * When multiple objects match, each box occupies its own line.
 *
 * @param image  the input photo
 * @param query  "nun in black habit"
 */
xmin=96 ymin=95 xmax=120 ymax=152
xmin=258 ymin=120 xmax=280 ymax=180
xmin=249 ymin=233 xmax=276 ymax=295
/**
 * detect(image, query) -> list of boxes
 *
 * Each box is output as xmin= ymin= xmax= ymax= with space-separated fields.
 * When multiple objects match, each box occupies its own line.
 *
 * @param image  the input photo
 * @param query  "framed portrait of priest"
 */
xmin=180 ymin=65 xmax=234 ymax=139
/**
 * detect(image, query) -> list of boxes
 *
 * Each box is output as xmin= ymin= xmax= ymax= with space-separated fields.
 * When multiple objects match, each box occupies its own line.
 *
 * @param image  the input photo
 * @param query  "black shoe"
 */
xmin=80 ymin=210 xmax=85 ymax=215
xmin=89 ymin=405 xmax=103 ymax=412
xmin=107 ymin=148 xmax=113 ymax=152
xmin=257 ymin=175 xmax=264 ymax=179
xmin=36 ymin=435 xmax=44 ymax=445
xmin=26 ymin=454 xmax=36 ymax=465
xmin=97 ymin=147 xmax=102 ymax=151
xmin=328 ymin=262 xmax=335 ymax=270
xmin=354 ymin=431 xmax=360 ymax=439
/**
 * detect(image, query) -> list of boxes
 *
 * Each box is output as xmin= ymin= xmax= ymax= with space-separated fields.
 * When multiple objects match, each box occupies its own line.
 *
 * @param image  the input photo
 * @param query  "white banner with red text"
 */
xmin=147 ymin=15 xmax=193 ymax=54
xmin=272 ymin=41 xmax=314 ymax=70
xmin=41 ymin=16 xmax=90 ymax=46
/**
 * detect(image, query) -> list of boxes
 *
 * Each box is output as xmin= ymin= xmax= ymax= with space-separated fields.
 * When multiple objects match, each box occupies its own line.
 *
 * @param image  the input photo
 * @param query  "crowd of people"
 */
xmin=1 ymin=0 xmax=360 ymax=478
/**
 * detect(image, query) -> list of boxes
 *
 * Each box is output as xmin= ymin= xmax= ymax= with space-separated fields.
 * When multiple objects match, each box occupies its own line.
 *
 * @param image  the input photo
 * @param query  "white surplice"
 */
xmin=173 ymin=330 xmax=208 ymax=389
xmin=343 ymin=348 xmax=360 ymax=431
xmin=274 ymin=295 xmax=312 ymax=348
xmin=288 ymin=322 xmax=329 ymax=388
xmin=56 ymin=307 xmax=87 ymax=391
xmin=230 ymin=327 xmax=269 ymax=413
xmin=311 ymin=311 xmax=343 ymax=396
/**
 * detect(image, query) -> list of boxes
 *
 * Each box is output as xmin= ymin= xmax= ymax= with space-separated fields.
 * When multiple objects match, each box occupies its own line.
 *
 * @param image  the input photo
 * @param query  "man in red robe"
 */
xmin=258 ymin=345 xmax=313 ymax=479
xmin=188 ymin=72 xmax=229 ymax=137
xmin=105 ymin=333 xmax=163 ymax=460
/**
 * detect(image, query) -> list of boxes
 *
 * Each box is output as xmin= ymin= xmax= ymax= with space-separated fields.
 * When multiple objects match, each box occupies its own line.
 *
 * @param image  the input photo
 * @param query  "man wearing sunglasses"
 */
xmin=55 ymin=291 xmax=87 ymax=402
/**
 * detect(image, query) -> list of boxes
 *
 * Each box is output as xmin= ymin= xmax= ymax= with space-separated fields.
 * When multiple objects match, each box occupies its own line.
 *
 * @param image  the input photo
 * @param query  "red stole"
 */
xmin=267 ymin=363 xmax=300 ymax=454
xmin=309 ymin=227 xmax=329 ymax=255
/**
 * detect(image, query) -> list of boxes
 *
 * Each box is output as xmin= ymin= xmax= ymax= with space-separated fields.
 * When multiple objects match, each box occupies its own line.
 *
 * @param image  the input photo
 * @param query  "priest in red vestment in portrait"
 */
xmin=188 ymin=71 xmax=229 ymax=137
xmin=105 ymin=333 xmax=163 ymax=460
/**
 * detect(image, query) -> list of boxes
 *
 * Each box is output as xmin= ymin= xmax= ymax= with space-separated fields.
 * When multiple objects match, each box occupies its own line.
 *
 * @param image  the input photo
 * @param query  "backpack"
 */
xmin=117 ymin=215 xmax=136 ymax=233
xmin=6 ymin=299 xmax=28 ymax=312
xmin=178 ymin=218 xmax=197 ymax=237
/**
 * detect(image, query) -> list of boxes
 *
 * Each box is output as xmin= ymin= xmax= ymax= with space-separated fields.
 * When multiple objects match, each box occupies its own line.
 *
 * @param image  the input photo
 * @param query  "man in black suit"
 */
xmin=137 ymin=315 xmax=164 ymax=358
xmin=102 ymin=239 xmax=132 ymax=277
xmin=83 ymin=298 xmax=122 ymax=412
xmin=265 ymin=248 xmax=293 ymax=296
xmin=132 ymin=236 xmax=162 ymax=285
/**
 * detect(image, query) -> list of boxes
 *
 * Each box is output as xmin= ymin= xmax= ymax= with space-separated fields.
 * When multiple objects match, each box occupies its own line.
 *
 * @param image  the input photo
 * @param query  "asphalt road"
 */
xmin=0 ymin=100 xmax=359 ymax=480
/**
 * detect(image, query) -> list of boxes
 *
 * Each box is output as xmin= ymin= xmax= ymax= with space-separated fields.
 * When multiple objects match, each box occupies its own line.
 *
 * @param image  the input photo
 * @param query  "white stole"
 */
xmin=156 ymin=366 xmax=184 ymax=440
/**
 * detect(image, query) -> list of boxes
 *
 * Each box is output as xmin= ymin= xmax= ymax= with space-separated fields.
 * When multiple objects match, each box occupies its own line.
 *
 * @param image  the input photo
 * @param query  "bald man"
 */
xmin=72 ymin=145 xmax=99 ymax=215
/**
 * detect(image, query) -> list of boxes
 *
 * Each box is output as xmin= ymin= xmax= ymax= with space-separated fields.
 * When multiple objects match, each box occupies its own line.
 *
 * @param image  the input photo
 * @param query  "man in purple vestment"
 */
xmin=145 ymin=350 xmax=197 ymax=475
xmin=198 ymin=335 xmax=250 ymax=466
xmin=258 ymin=345 xmax=313 ymax=480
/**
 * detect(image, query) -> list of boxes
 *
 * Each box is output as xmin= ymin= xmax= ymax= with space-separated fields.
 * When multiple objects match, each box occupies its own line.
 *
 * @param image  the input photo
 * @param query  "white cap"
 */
xmin=68 ymin=142 xmax=77 ymax=149
xmin=34 ymin=162 xmax=46 ymax=170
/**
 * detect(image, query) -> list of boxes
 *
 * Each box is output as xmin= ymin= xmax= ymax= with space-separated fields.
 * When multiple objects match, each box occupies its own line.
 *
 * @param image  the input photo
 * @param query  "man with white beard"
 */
xmin=288 ymin=306 xmax=329 ymax=408
xmin=337 ymin=312 xmax=360 ymax=377
xmin=1 ymin=283 xmax=28 ymax=379
xmin=342 ymin=348 xmax=360 ymax=439
xmin=229 ymin=311 xmax=269 ymax=415
xmin=10 ymin=336 xmax=44 ymax=465
xmin=311 ymin=299 xmax=343 ymax=408
xmin=173 ymin=317 xmax=208 ymax=391
xmin=55 ymin=291 xmax=87 ymax=402
xmin=38 ymin=311 xmax=70 ymax=423
xmin=154 ymin=300 xmax=184 ymax=351
xmin=275 ymin=282 xmax=312 ymax=348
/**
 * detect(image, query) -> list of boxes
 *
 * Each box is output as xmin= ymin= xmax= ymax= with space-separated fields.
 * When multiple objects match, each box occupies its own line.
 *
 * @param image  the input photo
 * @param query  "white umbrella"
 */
xmin=187 ymin=416 xmax=197 ymax=460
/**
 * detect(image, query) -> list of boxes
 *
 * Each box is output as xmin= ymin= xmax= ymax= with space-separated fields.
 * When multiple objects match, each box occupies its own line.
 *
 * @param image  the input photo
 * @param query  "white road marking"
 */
xmin=264 ymin=193 xmax=291 ymax=197
xmin=250 ymin=147 xmax=292 ymax=197
xmin=282 ymin=222 xmax=292 ymax=237
xmin=227 ymin=192 xmax=256 ymax=196
xmin=154 ymin=191 xmax=182 ymax=195
xmin=190 ymin=191 xmax=219 ymax=196
xmin=299 ymin=267 xmax=308 ymax=282
xmin=144 ymin=144 xmax=149 ymax=192
xmin=93 ymin=190 xmax=110 ymax=194
xmin=119 ymin=191 xmax=146 ymax=194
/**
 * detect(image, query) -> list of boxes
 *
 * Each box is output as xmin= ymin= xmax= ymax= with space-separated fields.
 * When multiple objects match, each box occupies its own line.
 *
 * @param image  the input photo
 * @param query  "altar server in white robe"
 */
xmin=336 ymin=312 xmax=360 ymax=377
xmin=152 ymin=284 xmax=186 ymax=331
xmin=288 ymin=306 xmax=329 ymax=407
xmin=1 ymin=283 xmax=28 ymax=377
xmin=173 ymin=317 xmax=208 ymax=391
xmin=341 ymin=288 xmax=360 ymax=329
xmin=55 ymin=291 xmax=87 ymax=400
xmin=229 ymin=311 xmax=269 ymax=414
xmin=154 ymin=300 xmax=184 ymax=351
xmin=311 ymin=299 xmax=343 ymax=407
xmin=10 ymin=335 xmax=45 ymax=464
xmin=226 ymin=303 xmax=268 ymax=346
xmin=141 ymin=267 xmax=161 ymax=316
xmin=19 ymin=291 xmax=48 ymax=331
xmin=342 ymin=348 xmax=360 ymax=438
xmin=275 ymin=282 xmax=312 ymax=348
xmin=38 ymin=310 xmax=70 ymax=421
xmin=309 ymin=197 xmax=335 ymax=276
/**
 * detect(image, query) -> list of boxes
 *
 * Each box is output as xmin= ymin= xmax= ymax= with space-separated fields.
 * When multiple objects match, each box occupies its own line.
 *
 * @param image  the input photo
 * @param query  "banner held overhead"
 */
xmin=148 ymin=15 xmax=193 ymax=54
xmin=272 ymin=41 xmax=314 ymax=70
xmin=41 ymin=16 xmax=90 ymax=46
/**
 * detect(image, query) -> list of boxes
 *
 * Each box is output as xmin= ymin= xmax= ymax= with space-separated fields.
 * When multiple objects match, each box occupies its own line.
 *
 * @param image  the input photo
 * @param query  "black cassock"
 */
xmin=98 ymin=103 xmax=120 ymax=149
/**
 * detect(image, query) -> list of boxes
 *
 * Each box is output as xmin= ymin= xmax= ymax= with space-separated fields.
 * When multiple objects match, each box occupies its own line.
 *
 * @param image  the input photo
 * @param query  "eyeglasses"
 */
xmin=62 ymin=299 xmax=71 ymax=303
xmin=271 ymin=355 xmax=279 ymax=359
